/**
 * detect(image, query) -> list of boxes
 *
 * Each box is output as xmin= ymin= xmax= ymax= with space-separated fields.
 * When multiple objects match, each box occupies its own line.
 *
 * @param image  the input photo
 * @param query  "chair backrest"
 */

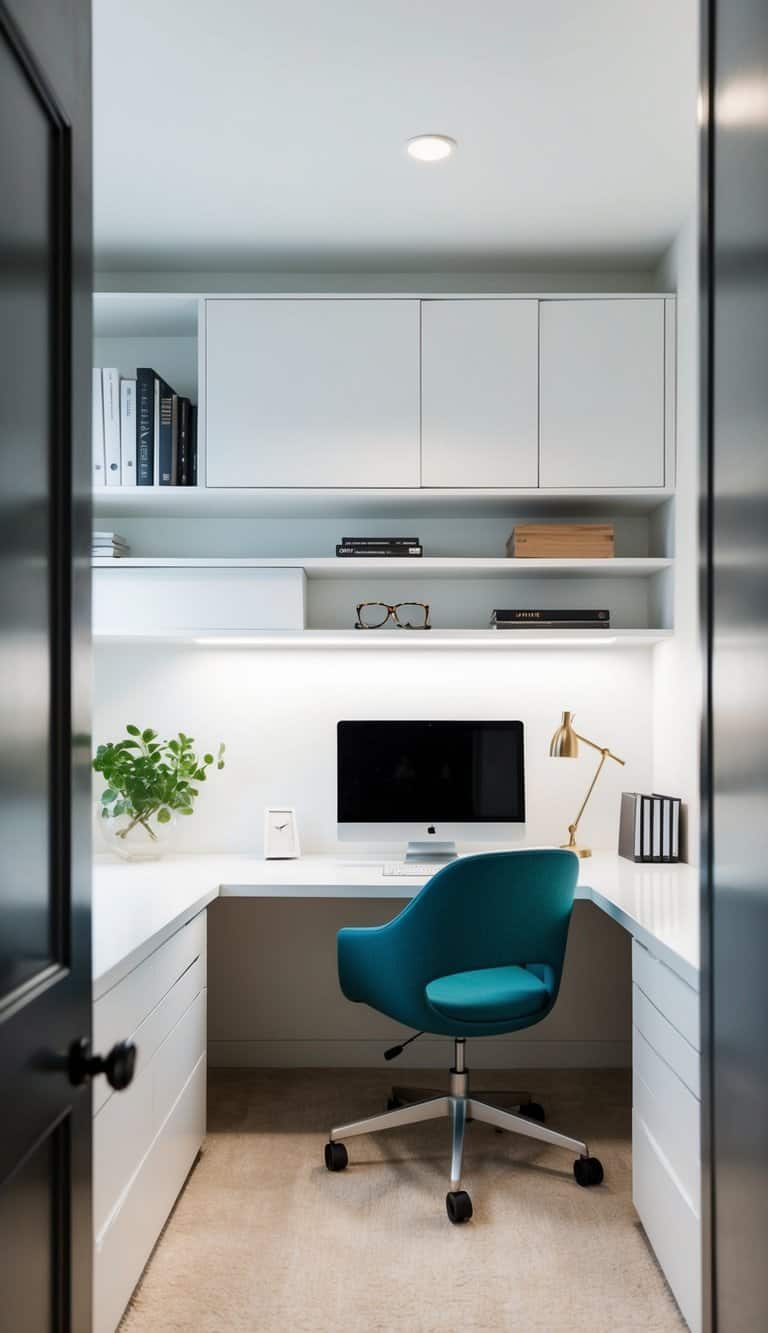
xmin=383 ymin=848 xmax=578 ymax=986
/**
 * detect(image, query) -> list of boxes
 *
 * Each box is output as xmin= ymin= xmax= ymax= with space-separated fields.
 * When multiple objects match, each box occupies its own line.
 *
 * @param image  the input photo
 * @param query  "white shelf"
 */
xmin=92 ymin=556 xmax=671 ymax=581
xmin=94 ymin=627 xmax=672 ymax=648
xmin=91 ymin=486 xmax=674 ymax=520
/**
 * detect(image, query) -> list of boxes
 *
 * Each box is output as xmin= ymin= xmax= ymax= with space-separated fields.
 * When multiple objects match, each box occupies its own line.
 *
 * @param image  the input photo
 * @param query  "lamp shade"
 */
xmin=549 ymin=711 xmax=579 ymax=758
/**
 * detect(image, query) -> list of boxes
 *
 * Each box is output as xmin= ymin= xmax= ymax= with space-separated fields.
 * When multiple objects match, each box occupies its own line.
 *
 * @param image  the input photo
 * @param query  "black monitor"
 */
xmin=337 ymin=720 xmax=525 ymax=854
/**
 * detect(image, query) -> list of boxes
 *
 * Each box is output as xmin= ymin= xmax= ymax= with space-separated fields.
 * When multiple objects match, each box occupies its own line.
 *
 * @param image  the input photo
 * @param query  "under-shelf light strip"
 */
xmin=192 ymin=634 xmax=619 ymax=647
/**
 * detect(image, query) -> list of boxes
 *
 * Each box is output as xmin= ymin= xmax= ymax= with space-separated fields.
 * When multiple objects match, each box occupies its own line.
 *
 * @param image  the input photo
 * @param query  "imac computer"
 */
xmin=337 ymin=720 xmax=525 ymax=862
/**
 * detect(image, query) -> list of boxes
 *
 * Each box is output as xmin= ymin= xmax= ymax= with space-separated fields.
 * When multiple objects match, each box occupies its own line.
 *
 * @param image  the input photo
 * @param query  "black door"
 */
xmin=0 ymin=0 xmax=93 ymax=1328
xmin=701 ymin=0 xmax=768 ymax=1328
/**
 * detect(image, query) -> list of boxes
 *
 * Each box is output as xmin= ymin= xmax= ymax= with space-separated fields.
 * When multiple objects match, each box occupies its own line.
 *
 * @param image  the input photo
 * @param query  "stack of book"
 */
xmin=92 ymin=366 xmax=197 ymax=488
xmin=491 ymin=608 xmax=611 ymax=630
xmin=335 ymin=536 xmax=423 ymax=558
xmin=619 ymin=791 xmax=682 ymax=863
xmin=92 ymin=531 xmax=130 ymax=559
xmin=506 ymin=524 xmax=615 ymax=558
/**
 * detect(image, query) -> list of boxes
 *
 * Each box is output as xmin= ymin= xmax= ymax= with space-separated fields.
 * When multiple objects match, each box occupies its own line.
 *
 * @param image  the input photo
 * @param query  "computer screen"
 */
xmin=337 ymin=720 xmax=525 ymax=824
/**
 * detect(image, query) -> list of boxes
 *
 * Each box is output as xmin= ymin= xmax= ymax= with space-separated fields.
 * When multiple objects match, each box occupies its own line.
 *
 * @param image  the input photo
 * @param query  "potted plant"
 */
xmin=93 ymin=725 xmax=225 ymax=861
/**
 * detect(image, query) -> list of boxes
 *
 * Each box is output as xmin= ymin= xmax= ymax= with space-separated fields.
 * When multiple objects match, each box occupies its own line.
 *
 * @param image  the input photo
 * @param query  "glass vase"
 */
xmin=98 ymin=807 xmax=179 ymax=862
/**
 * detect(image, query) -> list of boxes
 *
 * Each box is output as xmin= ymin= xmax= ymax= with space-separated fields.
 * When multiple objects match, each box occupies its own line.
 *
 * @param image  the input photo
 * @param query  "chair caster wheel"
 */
xmin=386 ymin=1096 xmax=402 ymax=1111
xmin=324 ymin=1141 xmax=349 ymax=1172
xmin=520 ymin=1101 xmax=546 ymax=1123
xmin=446 ymin=1190 xmax=473 ymax=1224
xmin=574 ymin=1155 xmax=604 ymax=1187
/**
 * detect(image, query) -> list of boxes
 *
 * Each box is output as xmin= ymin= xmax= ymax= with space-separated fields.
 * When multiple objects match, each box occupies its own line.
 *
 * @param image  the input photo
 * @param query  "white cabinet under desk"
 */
xmin=92 ymin=909 xmax=209 ymax=1333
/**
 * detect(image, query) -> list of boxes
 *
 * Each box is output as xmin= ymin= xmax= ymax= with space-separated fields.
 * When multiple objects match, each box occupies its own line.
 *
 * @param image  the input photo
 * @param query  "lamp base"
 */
xmin=560 ymin=841 xmax=592 ymax=858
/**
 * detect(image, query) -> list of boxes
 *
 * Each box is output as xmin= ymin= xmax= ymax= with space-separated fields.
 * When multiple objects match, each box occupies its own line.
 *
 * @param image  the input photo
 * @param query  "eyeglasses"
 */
xmin=355 ymin=601 xmax=431 ymax=630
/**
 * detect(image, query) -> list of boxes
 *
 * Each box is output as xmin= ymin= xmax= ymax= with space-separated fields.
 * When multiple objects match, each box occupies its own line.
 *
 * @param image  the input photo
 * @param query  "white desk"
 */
xmin=93 ymin=850 xmax=699 ymax=996
xmin=91 ymin=849 xmax=701 ymax=1333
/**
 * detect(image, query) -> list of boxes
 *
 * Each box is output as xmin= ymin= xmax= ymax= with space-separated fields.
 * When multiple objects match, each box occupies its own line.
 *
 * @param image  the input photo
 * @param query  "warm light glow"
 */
xmin=406 ymin=134 xmax=456 ymax=162
xmin=192 ymin=634 xmax=618 ymax=648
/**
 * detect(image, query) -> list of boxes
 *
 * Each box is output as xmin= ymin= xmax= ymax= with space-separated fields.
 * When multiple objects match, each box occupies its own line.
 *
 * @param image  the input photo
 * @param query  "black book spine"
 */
xmin=491 ymin=609 xmax=610 ymax=623
xmin=492 ymin=621 xmax=611 ymax=630
xmin=189 ymin=405 xmax=198 ymax=486
xmin=136 ymin=367 xmax=155 ymax=486
xmin=157 ymin=379 xmax=176 ymax=485
xmin=336 ymin=545 xmax=422 ymax=557
xmin=341 ymin=537 xmax=418 ymax=546
xmin=177 ymin=398 xmax=190 ymax=485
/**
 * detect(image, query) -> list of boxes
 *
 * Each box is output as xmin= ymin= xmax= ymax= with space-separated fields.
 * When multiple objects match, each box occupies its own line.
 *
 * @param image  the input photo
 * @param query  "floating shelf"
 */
xmin=91 ymin=486 xmax=674 ymax=520
xmin=93 ymin=627 xmax=672 ymax=648
xmin=92 ymin=556 xmax=672 ymax=581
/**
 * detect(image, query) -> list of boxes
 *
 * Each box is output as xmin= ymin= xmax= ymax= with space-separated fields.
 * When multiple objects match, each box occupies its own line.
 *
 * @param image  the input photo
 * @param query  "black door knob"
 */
xmin=68 ymin=1037 xmax=137 ymax=1091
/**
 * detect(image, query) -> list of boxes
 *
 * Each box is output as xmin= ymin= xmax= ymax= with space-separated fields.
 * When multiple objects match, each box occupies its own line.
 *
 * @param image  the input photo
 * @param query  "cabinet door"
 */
xmin=421 ymin=300 xmax=538 ymax=487
xmin=205 ymin=299 xmax=419 ymax=487
xmin=539 ymin=299 xmax=666 ymax=487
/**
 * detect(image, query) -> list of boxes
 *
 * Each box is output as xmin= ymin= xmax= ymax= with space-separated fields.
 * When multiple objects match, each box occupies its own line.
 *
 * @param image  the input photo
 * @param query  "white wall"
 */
xmin=652 ymin=212 xmax=700 ymax=861
xmin=93 ymin=643 xmax=652 ymax=855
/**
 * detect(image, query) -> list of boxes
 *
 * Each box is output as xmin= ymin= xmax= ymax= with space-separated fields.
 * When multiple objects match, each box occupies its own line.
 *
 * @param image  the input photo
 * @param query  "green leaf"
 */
xmin=179 ymin=806 xmax=194 ymax=816
xmin=101 ymin=788 xmax=117 ymax=804
xmin=156 ymin=807 xmax=172 ymax=824
xmin=126 ymin=724 xmax=140 ymax=736
xmin=142 ymin=728 xmax=156 ymax=742
xmin=217 ymin=760 xmax=225 ymax=770
xmin=203 ymin=754 xmax=213 ymax=766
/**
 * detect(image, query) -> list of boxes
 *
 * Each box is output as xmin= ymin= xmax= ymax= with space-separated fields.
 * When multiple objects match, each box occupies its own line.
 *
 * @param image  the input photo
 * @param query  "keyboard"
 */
xmin=382 ymin=862 xmax=442 ymax=877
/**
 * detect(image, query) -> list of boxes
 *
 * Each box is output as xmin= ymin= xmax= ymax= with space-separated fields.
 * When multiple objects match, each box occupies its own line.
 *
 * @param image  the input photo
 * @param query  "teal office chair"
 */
xmin=324 ymin=849 xmax=604 ymax=1223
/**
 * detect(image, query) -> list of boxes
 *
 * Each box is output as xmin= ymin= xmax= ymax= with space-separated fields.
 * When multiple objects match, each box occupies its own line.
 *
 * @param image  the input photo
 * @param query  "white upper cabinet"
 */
xmin=539 ymin=299 xmax=666 ymax=487
xmin=205 ymin=299 xmax=420 ymax=487
xmin=421 ymin=300 xmax=539 ymax=487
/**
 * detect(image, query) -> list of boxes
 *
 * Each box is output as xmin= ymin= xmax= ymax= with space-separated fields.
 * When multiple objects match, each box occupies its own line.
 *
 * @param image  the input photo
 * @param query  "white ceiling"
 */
xmin=92 ymin=0 xmax=697 ymax=273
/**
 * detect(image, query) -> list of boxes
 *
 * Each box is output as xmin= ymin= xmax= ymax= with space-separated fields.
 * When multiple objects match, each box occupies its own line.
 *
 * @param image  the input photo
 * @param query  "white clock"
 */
xmin=264 ymin=807 xmax=300 ymax=860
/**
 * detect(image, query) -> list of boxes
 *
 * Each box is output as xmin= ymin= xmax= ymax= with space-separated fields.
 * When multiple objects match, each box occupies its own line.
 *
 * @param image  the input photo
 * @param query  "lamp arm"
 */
xmin=573 ymin=731 xmax=626 ymax=766
xmin=569 ymin=750 xmax=608 ymax=841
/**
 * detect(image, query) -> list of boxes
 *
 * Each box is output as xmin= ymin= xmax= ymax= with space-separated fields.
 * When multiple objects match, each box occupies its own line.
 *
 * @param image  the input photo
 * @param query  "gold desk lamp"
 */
xmin=549 ymin=711 xmax=625 ymax=858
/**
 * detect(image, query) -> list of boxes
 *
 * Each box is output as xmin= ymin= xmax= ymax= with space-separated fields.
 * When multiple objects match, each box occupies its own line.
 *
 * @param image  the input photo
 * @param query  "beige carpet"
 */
xmin=121 ymin=1068 xmax=685 ymax=1333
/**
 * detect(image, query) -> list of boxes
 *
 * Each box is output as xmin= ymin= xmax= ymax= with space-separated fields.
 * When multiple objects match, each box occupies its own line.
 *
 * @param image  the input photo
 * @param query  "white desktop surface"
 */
xmin=93 ymin=850 xmax=699 ymax=998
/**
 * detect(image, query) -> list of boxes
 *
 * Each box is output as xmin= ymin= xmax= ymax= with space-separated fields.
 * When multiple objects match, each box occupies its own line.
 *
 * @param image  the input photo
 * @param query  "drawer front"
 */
xmin=633 ymin=1027 xmax=701 ymax=1212
xmin=633 ymin=1111 xmax=702 ymax=1333
xmin=94 ymin=1054 xmax=206 ymax=1333
xmin=94 ymin=978 xmax=205 ymax=1239
xmin=633 ymin=984 xmax=700 ymax=1098
xmin=93 ymin=913 xmax=205 ymax=1115
xmin=632 ymin=939 xmax=700 ymax=1050
xmin=93 ymin=566 xmax=306 ymax=635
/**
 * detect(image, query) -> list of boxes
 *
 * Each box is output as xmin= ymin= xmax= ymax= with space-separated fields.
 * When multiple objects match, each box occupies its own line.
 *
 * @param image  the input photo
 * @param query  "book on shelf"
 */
xmin=177 ymin=397 xmax=190 ymax=486
xmin=189 ymin=405 xmax=198 ymax=485
xmin=92 ymin=368 xmax=105 ymax=485
xmin=136 ymin=367 xmax=155 ymax=486
xmin=491 ymin=609 xmax=610 ymax=625
xmin=120 ymin=379 xmax=136 ymax=485
xmin=102 ymin=368 xmax=121 ymax=486
xmin=618 ymin=790 xmax=681 ymax=863
xmin=92 ymin=531 xmax=130 ymax=559
xmin=506 ymin=524 xmax=615 ymax=558
xmin=336 ymin=544 xmax=423 ymax=558
xmin=341 ymin=537 xmax=419 ymax=546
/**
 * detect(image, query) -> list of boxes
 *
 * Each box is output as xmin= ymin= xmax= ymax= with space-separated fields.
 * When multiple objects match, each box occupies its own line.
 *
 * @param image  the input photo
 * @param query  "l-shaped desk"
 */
xmin=91 ymin=852 xmax=701 ymax=1333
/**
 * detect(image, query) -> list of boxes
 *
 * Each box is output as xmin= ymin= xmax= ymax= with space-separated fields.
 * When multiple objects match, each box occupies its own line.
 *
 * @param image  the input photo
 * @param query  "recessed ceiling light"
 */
xmin=406 ymin=134 xmax=456 ymax=162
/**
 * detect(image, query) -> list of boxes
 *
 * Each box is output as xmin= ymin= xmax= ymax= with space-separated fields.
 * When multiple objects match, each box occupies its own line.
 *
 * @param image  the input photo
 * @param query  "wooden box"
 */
xmin=506 ymin=523 xmax=615 ymax=558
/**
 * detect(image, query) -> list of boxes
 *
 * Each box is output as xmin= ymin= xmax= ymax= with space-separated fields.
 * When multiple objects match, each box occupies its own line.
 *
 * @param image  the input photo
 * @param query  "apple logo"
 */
xmin=427 ymin=825 xmax=436 ymax=835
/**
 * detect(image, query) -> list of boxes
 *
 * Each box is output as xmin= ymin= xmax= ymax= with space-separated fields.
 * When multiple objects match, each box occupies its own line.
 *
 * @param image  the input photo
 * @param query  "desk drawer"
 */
xmin=632 ymin=939 xmax=699 ymax=1050
xmin=633 ymin=984 xmax=699 ymax=1099
xmin=93 ymin=913 xmax=205 ymax=1115
xmin=94 ymin=1053 xmax=206 ymax=1333
xmin=94 ymin=980 xmax=205 ymax=1239
xmin=633 ymin=1027 xmax=700 ymax=1212
xmin=633 ymin=1110 xmax=702 ymax=1333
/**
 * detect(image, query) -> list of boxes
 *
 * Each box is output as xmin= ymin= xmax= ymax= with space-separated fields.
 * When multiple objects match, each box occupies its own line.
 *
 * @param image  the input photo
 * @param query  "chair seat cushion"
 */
xmin=425 ymin=964 xmax=552 ymax=1023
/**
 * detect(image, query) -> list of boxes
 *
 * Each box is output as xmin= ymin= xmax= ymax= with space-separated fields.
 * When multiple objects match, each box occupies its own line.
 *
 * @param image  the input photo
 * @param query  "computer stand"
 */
xmin=404 ymin=840 xmax=457 ymax=863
